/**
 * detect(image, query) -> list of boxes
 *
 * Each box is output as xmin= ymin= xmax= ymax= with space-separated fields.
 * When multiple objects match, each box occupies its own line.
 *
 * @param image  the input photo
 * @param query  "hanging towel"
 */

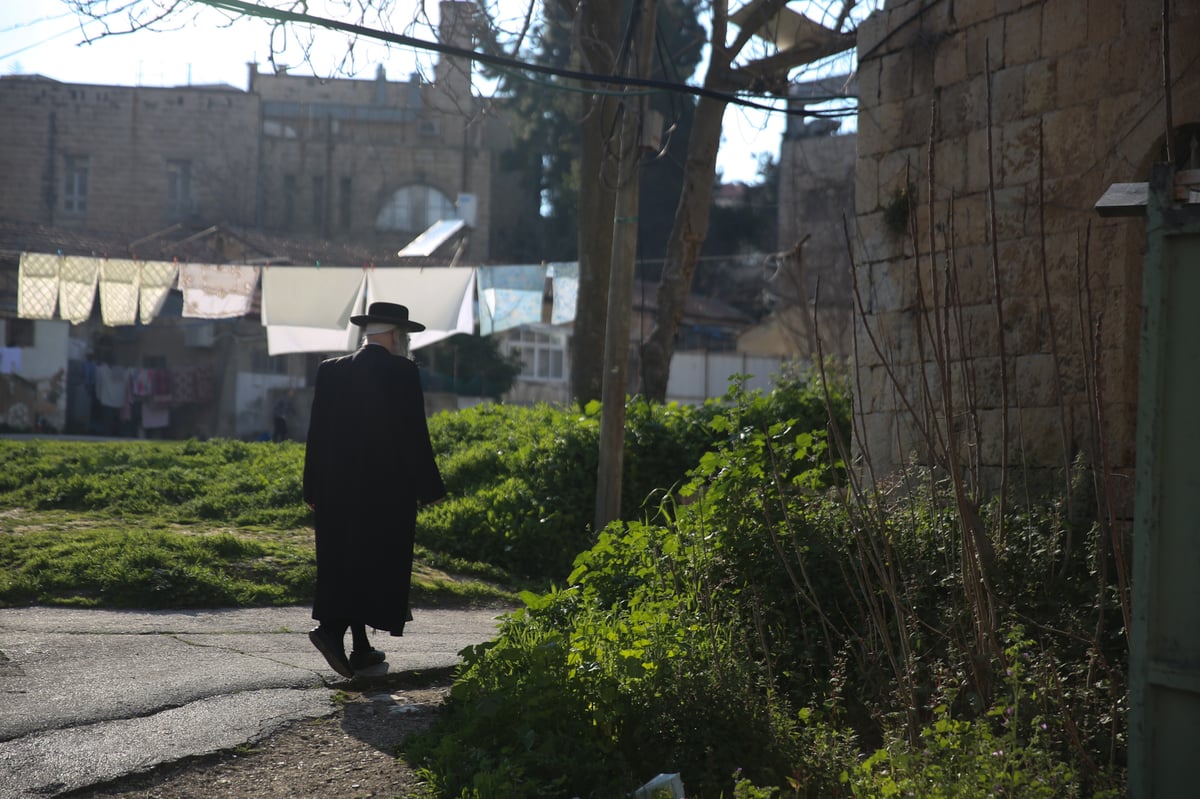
xmin=261 ymin=266 xmax=365 ymax=329
xmin=58 ymin=256 xmax=99 ymax=324
xmin=99 ymin=259 xmax=140 ymax=326
xmin=179 ymin=263 xmax=260 ymax=319
xmin=476 ymin=265 xmax=548 ymax=335
xmin=367 ymin=267 xmax=477 ymax=350
xmin=95 ymin=363 xmax=129 ymax=409
xmin=549 ymin=262 xmax=579 ymax=325
xmin=410 ymin=268 xmax=475 ymax=350
xmin=139 ymin=260 xmax=179 ymax=324
xmin=18 ymin=252 xmax=60 ymax=319
xmin=266 ymin=321 xmax=361 ymax=356
xmin=141 ymin=402 xmax=170 ymax=430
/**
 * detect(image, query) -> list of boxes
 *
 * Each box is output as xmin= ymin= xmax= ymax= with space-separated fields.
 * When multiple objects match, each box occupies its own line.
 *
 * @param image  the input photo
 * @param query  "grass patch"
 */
xmin=0 ymin=435 xmax=520 ymax=610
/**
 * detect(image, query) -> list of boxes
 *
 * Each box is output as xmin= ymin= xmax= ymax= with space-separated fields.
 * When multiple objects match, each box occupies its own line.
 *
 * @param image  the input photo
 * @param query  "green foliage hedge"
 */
xmin=407 ymin=372 xmax=1125 ymax=798
xmin=422 ymin=368 xmax=842 ymax=582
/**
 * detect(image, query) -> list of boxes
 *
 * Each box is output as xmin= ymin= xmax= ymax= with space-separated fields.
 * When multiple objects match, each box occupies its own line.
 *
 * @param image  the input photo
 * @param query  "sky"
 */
xmin=0 ymin=0 xmax=819 ymax=185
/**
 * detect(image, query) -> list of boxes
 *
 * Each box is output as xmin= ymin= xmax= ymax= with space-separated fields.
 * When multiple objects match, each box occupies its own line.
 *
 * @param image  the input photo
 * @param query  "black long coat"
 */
xmin=302 ymin=344 xmax=445 ymax=634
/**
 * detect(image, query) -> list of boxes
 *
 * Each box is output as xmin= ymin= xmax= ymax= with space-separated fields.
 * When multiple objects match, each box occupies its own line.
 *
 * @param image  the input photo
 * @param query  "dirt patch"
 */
xmin=67 ymin=682 xmax=450 ymax=799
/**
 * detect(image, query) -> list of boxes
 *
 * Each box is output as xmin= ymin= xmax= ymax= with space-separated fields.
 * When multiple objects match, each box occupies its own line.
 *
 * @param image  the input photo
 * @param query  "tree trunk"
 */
xmin=639 ymin=91 xmax=729 ymax=401
xmin=569 ymin=0 xmax=621 ymax=405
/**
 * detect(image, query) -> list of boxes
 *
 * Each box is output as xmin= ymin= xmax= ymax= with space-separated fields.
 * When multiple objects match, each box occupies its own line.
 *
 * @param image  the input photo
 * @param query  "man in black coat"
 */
xmin=303 ymin=301 xmax=446 ymax=678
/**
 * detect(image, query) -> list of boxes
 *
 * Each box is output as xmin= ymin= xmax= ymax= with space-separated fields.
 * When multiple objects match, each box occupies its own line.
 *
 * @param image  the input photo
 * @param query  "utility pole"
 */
xmin=594 ymin=0 xmax=659 ymax=533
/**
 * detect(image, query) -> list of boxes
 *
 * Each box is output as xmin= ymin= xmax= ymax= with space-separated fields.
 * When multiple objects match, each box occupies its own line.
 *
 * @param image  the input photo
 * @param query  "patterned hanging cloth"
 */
xmin=18 ymin=252 xmax=60 ymax=319
xmin=549 ymin=262 xmax=579 ymax=324
xmin=179 ymin=263 xmax=260 ymax=318
xmin=58 ymin=256 xmax=99 ymax=324
xmin=99 ymin=259 xmax=140 ymax=326
xmin=139 ymin=260 xmax=179 ymax=324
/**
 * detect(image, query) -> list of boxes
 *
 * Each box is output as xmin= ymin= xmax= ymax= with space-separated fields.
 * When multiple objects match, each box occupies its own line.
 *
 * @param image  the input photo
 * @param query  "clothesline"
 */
xmin=16 ymin=253 xmax=580 ymax=356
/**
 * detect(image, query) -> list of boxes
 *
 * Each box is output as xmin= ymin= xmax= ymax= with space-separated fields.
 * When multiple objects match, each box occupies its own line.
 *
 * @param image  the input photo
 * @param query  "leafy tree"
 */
xmin=419 ymin=333 xmax=523 ymax=400
xmin=64 ymin=0 xmax=866 ymax=403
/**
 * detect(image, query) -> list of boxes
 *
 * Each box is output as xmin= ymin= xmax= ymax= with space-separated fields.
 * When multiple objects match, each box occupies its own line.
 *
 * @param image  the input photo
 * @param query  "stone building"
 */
xmin=0 ymin=1 xmax=532 ymax=437
xmin=775 ymin=116 xmax=857 ymax=360
xmin=852 ymin=0 xmax=1200 ymax=511
xmin=0 ymin=0 xmax=522 ymax=263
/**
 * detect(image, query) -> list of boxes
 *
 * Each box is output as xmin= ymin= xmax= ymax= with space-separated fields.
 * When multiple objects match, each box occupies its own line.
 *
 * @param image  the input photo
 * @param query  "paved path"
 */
xmin=0 ymin=605 xmax=509 ymax=798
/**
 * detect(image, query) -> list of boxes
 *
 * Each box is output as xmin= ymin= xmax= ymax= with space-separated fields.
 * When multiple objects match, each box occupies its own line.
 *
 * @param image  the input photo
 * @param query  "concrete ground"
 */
xmin=0 ymin=605 xmax=508 ymax=798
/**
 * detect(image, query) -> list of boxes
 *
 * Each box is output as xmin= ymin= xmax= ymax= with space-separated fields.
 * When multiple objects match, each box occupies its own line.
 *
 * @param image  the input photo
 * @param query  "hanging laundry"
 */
xmin=171 ymin=367 xmax=197 ymax=405
xmin=367 ymin=267 xmax=476 ymax=350
xmin=95 ymin=363 xmax=129 ymax=409
xmin=266 ymin=322 xmax=360 ymax=356
xmin=58 ymin=256 xmax=99 ymax=324
xmin=139 ymin=260 xmax=178 ymax=324
xmin=0 ymin=347 xmax=22 ymax=374
xmin=18 ymin=252 xmax=59 ymax=320
xmin=549 ymin=262 xmax=579 ymax=325
xmin=99 ymin=259 xmax=139 ymax=326
xmin=178 ymin=263 xmax=260 ymax=319
xmin=141 ymin=402 xmax=170 ymax=430
xmin=261 ymin=266 xmax=365 ymax=329
xmin=476 ymin=265 xmax=547 ymax=335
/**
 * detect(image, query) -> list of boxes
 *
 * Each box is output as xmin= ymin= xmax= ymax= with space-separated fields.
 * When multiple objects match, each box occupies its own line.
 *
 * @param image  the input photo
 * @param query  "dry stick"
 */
xmin=818 ymin=252 xmax=921 ymax=739
xmin=1037 ymin=118 xmax=1076 ymax=575
xmin=906 ymin=156 xmax=950 ymax=466
xmin=1073 ymin=225 xmax=1111 ymax=656
xmin=945 ymin=198 xmax=983 ymax=494
xmin=1078 ymin=225 xmax=1133 ymax=642
xmin=842 ymin=217 xmax=883 ymax=497
xmin=1162 ymin=0 xmax=1175 ymax=164
xmin=755 ymin=474 xmax=837 ymax=657
xmin=843 ymin=217 xmax=939 ymax=457
xmin=1088 ymin=310 xmax=1131 ymax=644
xmin=1077 ymin=224 xmax=1131 ymax=642
xmin=926 ymin=117 xmax=988 ymax=667
xmin=923 ymin=101 xmax=999 ymax=672
xmin=985 ymin=38 xmax=1011 ymax=537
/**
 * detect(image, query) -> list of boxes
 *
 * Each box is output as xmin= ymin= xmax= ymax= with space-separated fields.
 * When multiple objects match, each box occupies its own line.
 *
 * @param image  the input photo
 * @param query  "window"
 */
xmin=62 ymin=155 xmax=88 ymax=215
xmin=312 ymin=175 xmax=325 ymax=227
xmin=5 ymin=319 xmax=35 ymax=348
xmin=504 ymin=327 xmax=566 ymax=382
xmin=165 ymin=159 xmax=193 ymax=217
xmin=338 ymin=177 xmax=352 ymax=230
xmin=375 ymin=184 xmax=457 ymax=234
xmin=283 ymin=174 xmax=296 ymax=228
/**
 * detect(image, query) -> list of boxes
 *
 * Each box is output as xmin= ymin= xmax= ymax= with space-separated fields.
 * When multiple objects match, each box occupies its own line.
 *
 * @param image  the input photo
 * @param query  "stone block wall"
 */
xmin=853 ymin=0 xmax=1200 ymax=507
xmin=0 ymin=15 xmax=499 ymax=263
xmin=253 ymin=68 xmax=493 ymax=260
xmin=778 ymin=131 xmax=858 ymax=358
xmin=0 ymin=78 xmax=261 ymax=232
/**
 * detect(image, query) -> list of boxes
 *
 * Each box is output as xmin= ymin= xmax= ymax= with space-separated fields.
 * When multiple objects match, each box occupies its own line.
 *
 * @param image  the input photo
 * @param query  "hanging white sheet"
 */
xmin=367 ymin=267 xmax=476 ymax=350
xmin=18 ymin=252 xmax=59 ymax=320
xmin=179 ymin=263 xmax=260 ymax=319
xmin=58 ymin=256 xmax=99 ymax=324
xmin=266 ymin=321 xmax=361 ymax=356
xmin=476 ymin=265 xmax=547 ymax=335
xmin=139 ymin=260 xmax=179 ymax=325
xmin=549 ymin=261 xmax=579 ymax=324
xmin=260 ymin=266 xmax=366 ymax=329
xmin=99 ymin=259 xmax=140 ymax=326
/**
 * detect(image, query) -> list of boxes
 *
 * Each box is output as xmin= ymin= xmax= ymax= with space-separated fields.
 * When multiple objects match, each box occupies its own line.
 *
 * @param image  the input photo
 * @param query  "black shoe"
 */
xmin=349 ymin=648 xmax=386 ymax=670
xmin=309 ymin=627 xmax=354 ymax=678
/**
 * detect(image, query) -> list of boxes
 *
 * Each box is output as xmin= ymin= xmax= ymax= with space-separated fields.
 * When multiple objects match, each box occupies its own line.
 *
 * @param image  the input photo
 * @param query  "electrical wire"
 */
xmin=194 ymin=0 xmax=857 ymax=116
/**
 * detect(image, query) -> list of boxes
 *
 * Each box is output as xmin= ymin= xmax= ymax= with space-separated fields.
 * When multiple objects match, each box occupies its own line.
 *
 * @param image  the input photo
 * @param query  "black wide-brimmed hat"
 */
xmin=350 ymin=301 xmax=426 ymax=332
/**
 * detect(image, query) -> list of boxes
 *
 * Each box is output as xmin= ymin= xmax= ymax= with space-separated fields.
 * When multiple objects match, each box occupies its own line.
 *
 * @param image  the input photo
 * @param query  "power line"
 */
xmin=0 ymin=23 xmax=84 ymax=61
xmin=195 ymin=0 xmax=856 ymax=116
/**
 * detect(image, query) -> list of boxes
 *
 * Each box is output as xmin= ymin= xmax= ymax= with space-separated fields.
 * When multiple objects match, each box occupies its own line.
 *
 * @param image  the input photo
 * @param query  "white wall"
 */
xmin=665 ymin=351 xmax=786 ymax=404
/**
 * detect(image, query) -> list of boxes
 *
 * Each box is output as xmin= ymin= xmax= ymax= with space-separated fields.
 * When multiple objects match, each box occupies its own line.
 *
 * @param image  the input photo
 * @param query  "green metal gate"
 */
xmin=1129 ymin=162 xmax=1200 ymax=799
